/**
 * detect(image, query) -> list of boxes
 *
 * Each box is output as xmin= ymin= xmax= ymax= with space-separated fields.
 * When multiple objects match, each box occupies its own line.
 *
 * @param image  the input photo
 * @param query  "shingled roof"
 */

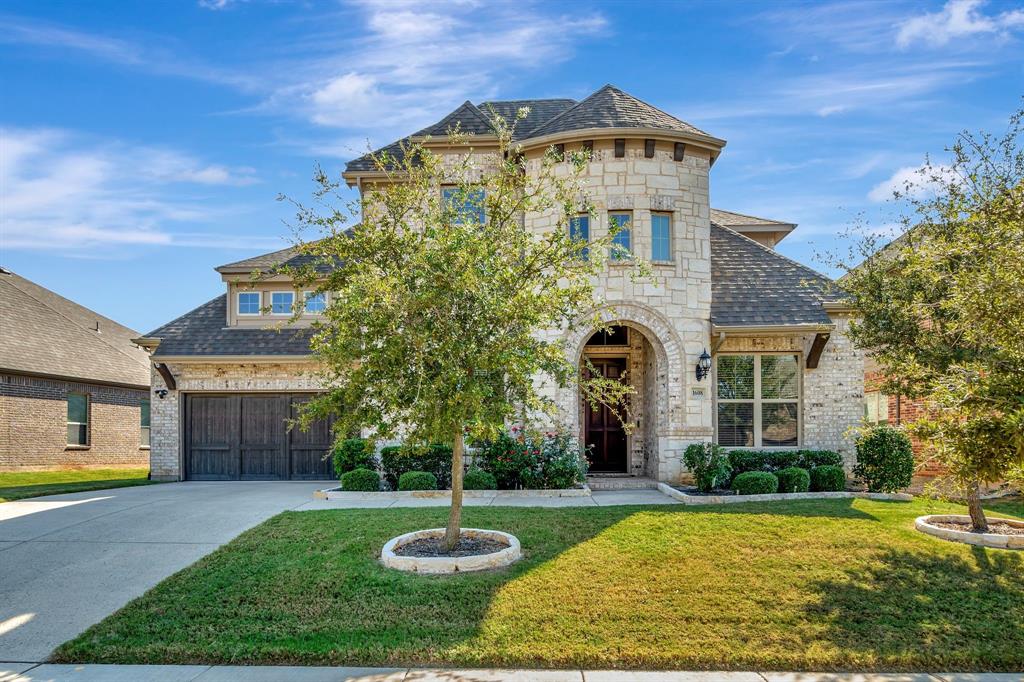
xmin=0 ymin=268 xmax=150 ymax=387
xmin=710 ymin=208 xmax=795 ymax=230
xmin=710 ymin=224 xmax=836 ymax=328
xmin=147 ymin=295 xmax=314 ymax=357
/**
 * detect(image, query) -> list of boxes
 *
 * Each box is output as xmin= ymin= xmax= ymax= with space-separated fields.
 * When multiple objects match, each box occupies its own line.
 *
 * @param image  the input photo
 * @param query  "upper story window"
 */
xmin=442 ymin=187 xmax=485 ymax=225
xmin=864 ymin=391 xmax=890 ymax=425
xmin=140 ymin=399 xmax=151 ymax=448
xmin=238 ymin=292 xmax=261 ymax=316
xmin=67 ymin=392 xmax=89 ymax=446
xmin=271 ymin=291 xmax=295 ymax=315
xmin=304 ymin=291 xmax=327 ymax=314
xmin=609 ymin=212 xmax=632 ymax=260
xmin=716 ymin=354 xmax=800 ymax=448
xmin=651 ymin=212 xmax=672 ymax=262
xmin=569 ymin=215 xmax=590 ymax=260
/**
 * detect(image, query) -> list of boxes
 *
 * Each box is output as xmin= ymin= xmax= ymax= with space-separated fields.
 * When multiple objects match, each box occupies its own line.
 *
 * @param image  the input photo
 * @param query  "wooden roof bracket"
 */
xmin=155 ymin=362 xmax=177 ymax=391
xmin=711 ymin=330 xmax=727 ymax=353
xmin=806 ymin=333 xmax=831 ymax=369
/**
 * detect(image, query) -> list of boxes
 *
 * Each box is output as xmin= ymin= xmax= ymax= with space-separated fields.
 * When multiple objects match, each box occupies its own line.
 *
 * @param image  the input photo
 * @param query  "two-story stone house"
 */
xmin=137 ymin=85 xmax=863 ymax=482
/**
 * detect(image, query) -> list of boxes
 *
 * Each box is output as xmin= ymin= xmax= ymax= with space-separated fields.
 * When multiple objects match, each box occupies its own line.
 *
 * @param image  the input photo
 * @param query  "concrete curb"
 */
xmin=657 ymin=482 xmax=914 ymax=506
xmin=915 ymin=514 xmax=1024 ymax=550
xmin=315 ymin=486 xmax=592 ymax=500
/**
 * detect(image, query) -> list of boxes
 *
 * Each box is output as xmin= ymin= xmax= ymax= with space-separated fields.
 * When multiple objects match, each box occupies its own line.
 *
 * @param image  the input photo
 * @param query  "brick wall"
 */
xmin=0 ymin=372 xmax=150 ymax=470
xmin=863 ymin=368 xmax=940 ymax=476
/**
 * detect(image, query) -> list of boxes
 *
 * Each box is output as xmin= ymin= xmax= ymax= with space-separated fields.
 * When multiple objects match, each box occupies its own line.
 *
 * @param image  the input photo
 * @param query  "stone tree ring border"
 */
xmin=565 ymin=300 xmax=687 ymax=437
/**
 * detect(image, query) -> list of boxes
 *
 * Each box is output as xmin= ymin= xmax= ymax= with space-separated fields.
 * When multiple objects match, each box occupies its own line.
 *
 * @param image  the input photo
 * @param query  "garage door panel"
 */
xmin=289 ymin=398 xmax=335 ymax=480
xmin=239 ymin=396 xmax=288 ymax=480
xmin=187 ymin=396 xmax=239 ymax=480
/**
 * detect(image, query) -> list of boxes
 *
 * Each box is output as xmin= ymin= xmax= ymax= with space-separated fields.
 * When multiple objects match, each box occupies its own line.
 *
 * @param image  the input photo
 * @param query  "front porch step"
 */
xmin=586 ymin=476 xmax=659 ymax=491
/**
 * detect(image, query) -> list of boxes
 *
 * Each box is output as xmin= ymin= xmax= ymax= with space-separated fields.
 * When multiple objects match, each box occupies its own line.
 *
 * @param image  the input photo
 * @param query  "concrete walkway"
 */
xmin=0 ymin=482 xmax=677 ymax=663
xmin=0 ymin=664 xmax=1018 ymax=681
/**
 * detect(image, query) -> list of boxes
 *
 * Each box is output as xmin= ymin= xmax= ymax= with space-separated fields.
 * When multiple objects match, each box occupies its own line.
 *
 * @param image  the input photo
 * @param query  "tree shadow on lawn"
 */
xmin=804 ymin=543 xmax=1024 ymax=671
xmin=685 ymin=495 xmax=893 ymax=520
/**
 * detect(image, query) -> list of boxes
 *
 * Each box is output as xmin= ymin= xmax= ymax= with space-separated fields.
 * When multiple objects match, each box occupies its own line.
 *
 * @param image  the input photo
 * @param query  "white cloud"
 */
xmin=897 ymin=0 xmax=1024 ymax=48
xmin=867 ymin=162 xmax=960 ymax=202
xmin=0 ymin=127 xmax=273 ymax=252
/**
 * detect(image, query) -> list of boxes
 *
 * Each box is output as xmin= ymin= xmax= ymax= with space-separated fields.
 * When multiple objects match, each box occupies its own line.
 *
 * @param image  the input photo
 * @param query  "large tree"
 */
xmin=283 ymin=113 xmax=637 ymax=549
xmin=833 ymin=108 xmax=1024 ymax=530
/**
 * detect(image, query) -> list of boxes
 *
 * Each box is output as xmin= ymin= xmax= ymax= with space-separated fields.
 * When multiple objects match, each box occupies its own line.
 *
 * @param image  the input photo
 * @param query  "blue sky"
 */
xmin=1 ymin=0 xmax=1022 ymax=333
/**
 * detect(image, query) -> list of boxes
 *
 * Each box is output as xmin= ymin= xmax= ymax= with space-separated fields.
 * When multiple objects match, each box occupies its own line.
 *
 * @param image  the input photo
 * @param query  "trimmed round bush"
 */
xmin=731 ymin=471 xmax=779 ymax=495
xmin=398 ymin=470 xmax=438 ymax=491
xmin=340 ymin=467 xmax=379 ymax=492
xmin=380 ymin=445 xmax=452 ymax=489
xmin=332 ymin=438 xmax=374 ymax=478
xmin=810 ymin=465 xmax=846 ymax=492
xmin=853 ymin=426 xmax=914 ymax=492
xmin=776 ymin=466 xmax=811 ymax=493
xmin=463 ymin=469 xmax=497 ymax=491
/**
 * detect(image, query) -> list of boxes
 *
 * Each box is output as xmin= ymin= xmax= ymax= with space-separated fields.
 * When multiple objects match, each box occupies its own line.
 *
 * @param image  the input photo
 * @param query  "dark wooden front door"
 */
xmin=584 ymin=357 xmax=628 ymax=473
xmin=185 ymin=394 xmax=336 ymax=481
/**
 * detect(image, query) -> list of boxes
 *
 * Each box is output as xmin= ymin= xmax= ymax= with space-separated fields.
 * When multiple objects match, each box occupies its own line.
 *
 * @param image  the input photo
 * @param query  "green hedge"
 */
xmin=727 ymin=448 xmax=842 ymax=483
xmin=731 ymin=471 xmax=779 ymax=495
xmin=340 ymin=467 xmax=379 ymax=492
xmin=380 ymin=444 xmax=452 ymax=489
xmin=332 ymin=438 xmax=375 ymax=479
xmin=398 ymin=471 xmax=437 ymax=491
xmin=810 ymin=465 xmax=846 ymax=492
xmin=776 ymin=466 xmax=811 ymax=493
xmin=853 ymin=426 xmax=914 ymax=492
xmin=464 ymin=469 xmax=497 ymax=491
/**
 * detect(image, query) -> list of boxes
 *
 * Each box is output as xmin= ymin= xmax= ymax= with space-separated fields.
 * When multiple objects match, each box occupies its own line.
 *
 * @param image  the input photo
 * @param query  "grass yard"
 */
xmin=0 ymin=468 xmax=155 ymax=502
xmin=55 ymin=496 xmax=1023 ymax=671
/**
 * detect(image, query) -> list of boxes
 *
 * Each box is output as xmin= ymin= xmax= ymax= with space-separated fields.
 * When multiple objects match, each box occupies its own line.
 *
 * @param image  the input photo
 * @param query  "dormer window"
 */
xmin=238 ymin=292 xmax=261 ymax=316
xmin=304 ymin=291 xmax=327 ymax=313
xmin=270 ymin=291 xmax=295 ymax=315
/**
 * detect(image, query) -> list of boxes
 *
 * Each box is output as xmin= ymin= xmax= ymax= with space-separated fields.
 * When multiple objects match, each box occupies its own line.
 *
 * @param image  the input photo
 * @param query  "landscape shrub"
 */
xmin=731 ymin=471 xmax=779 ymax=495
xmin=683 ymin=442 xmax=731 ymax=492
xmin=766 ymin=451 xmax=801 ymax=471
xmin=463 ymin=469 xmax=497 ymax=491
xmin=776 ymin=466 xmax=811 ymax=493
xmin=332 ymin=438 xmax=375 ymax=478
xmin=398 ymin=471 xmax=437 ymax=491
xmin=380 ymin=444 xmax=452 ymax=489
xmin=853 ymin=426 xmax=915 ymax=492
xmin=810 ymin=465 xmax=846 ymax=492
xmin=475 ymin=427 xmax=587 ymax=489
xmin=340 ymin=467 xmax=379 ymax=492
xmin=798 ymin=449 xmax=843 ymax=469
xmin=727 ymin=450 xmax=771 ymax=479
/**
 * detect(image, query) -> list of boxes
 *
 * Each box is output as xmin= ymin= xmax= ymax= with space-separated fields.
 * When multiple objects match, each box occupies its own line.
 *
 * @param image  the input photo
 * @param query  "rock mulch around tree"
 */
xmin=394 ymin=533 xmax=510 ymax=558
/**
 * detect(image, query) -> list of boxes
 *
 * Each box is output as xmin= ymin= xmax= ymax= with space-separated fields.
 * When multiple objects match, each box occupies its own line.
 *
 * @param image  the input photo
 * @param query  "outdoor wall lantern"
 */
xmin=696 ymin=349 xmax=712 ymax=382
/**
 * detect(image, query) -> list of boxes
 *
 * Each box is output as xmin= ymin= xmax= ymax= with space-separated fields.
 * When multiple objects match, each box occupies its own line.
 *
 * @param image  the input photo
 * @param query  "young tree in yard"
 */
xmin=283 ymin=113 xmax=637 ymax=550
xmin=833 ymin=108 xmax=1024 ymax=531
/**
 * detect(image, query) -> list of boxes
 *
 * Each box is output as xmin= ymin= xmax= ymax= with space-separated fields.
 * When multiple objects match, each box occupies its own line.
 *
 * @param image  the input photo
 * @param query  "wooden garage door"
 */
xmin=185 ymin=394 xmax=336 ymax=481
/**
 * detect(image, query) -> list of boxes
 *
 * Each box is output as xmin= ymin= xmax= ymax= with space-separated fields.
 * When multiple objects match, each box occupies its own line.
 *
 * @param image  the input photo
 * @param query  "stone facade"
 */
xmin=0 ymin=372 xmax=149 ymax=471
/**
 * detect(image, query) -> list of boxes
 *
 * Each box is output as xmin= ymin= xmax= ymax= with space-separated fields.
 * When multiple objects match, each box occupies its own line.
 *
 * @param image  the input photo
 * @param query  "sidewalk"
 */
xmin=307 ymin=489 xmax=678 ymax=509
xmin=1 ymin=665 xmax=1018 ymax=681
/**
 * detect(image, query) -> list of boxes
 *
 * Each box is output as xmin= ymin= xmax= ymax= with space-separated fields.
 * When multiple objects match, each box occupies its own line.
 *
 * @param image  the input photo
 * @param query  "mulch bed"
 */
xmin=673 ymin=486 xmax=736 ymax=497
xmin=932 ymin=520 xmax=1024 ymax=536
xmin=395 ymin=534 xmax=510 ymax=558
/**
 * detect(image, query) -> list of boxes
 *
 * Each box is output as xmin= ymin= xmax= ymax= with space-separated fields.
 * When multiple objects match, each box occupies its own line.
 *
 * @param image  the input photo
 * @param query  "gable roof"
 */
xmin=412 ymin=100 xmax=495 ymax=137
xmin=0 ymin=268 xmax=150 ymax=387
xmin=216 ymin=236 xmax=345 ymax=275
xmin=709 ymin=224 xmax=836 ymax=328
xmin=710 ymin=208 xmax=795 ymax=230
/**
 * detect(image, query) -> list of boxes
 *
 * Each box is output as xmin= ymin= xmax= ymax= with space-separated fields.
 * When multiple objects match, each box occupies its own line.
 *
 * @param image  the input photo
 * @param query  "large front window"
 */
xmin=716 ymin=354 xmax=800 ymax=448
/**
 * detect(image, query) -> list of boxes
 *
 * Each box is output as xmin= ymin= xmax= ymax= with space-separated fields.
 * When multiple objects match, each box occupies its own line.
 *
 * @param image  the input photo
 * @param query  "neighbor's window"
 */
xmin=270 ymin=291 xmax=295 ymax=315
xmin=140 ymin=399 xmax=151 ymax=448
xmin=304 ymin=291 xmax=327 ymax=313
xmin=716 ymin=354 xmax=799 ymax=448
xmin=651 ymin=212 xmax=672 ymax=261
xmin=67 ymin=392 xmax=89 ymax=446
xmin=609 ymin=212 xmax=632 ymax=260
xmin=237 ymin=291 xmax=261 ymax=316
xmin=570 ymin=215 xmax=590 ymax=260
xmin=442 ymin=186 xmax=486 ymax=224
xmin=864 ymin=390 xmax=890 ymax=425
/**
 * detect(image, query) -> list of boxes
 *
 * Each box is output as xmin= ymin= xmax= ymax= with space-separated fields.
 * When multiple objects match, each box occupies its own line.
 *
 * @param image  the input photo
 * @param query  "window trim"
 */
xmin=237 ymin=291 xmax=262 ymax=316
xmin=651 ymin=211 xmax=673 ymax=263
xmin=714 ymin=352 xmax=802 ymax=449
xmin=609 ymin=211 xmax=633 ymax=261
xmin=269 ymin=290 xmax=296 ymax=316
xmin=67 ymin=392 xmax=90 ymax=448
xmin=140 ymin=398 xmax=151 ymax=449
xmin=303 ymin=290 xmax=327 ymax=314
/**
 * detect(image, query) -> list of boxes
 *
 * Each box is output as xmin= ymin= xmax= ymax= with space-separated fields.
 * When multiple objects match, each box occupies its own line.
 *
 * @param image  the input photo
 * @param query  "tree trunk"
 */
xmin=966 ymin=479 xmax=988 ymax=533
xmin=444 ymin=427 xmax=465 ymax=551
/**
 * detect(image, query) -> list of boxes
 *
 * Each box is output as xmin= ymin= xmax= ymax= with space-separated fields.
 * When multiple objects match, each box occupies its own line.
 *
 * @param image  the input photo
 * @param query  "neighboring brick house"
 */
xmin=863 ymin=358 xmax=939 ymax=476
xmin=137 ymin=85 xmax=864 ymax=483
xmin=0 ymin=268 xmax=152 ymax=470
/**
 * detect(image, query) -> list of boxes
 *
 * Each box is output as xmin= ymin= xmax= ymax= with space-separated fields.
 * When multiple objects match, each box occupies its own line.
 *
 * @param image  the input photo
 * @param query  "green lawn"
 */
xmin=0 ymin=468 xmax=155 ymax=502
xmin=55 ymin=496 xmax=1023 ymax=671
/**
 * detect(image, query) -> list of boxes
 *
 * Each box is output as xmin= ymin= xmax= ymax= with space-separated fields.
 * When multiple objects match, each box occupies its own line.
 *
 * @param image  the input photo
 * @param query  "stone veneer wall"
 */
xmin=716 ymin=315 xmax=865 ymax=466
xmin=149 ymin=361 xmax=321 ymax=480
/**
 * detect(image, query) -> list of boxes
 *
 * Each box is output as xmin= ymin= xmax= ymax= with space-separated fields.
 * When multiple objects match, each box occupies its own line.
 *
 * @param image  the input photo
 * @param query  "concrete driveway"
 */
xmin=0 ymin=481 xmax=333 ymax=664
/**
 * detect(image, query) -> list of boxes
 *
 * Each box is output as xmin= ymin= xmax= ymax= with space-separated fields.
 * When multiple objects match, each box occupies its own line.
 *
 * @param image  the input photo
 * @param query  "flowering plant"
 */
xmin=475 ymin=426 xmax=588 ymax=489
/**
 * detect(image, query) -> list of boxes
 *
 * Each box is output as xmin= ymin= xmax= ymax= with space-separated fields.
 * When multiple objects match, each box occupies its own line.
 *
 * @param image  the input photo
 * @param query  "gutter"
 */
xmin=710 ymin=323 xmax=835 ymax=335
xmin=150 ymin=354 xmax=316 ymax=364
